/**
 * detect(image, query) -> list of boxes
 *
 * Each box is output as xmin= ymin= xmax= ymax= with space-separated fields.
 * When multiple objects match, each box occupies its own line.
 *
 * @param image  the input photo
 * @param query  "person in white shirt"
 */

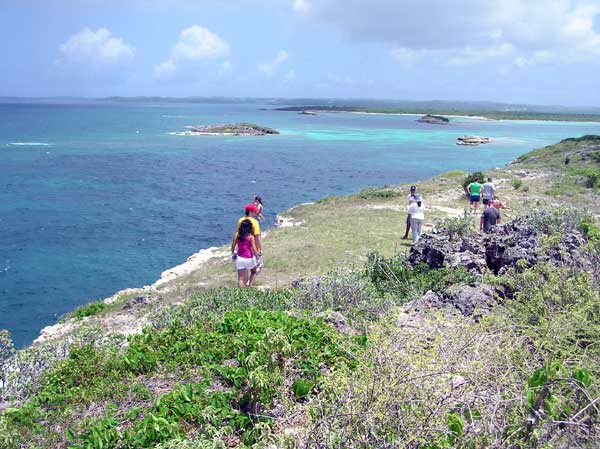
xmin=403 ymin=185 xmax=422 ymax=239
xmin=407 ymin=200 xmax=425 ymax=242
xmin=482 ymin=177 xmax=496 ymax=208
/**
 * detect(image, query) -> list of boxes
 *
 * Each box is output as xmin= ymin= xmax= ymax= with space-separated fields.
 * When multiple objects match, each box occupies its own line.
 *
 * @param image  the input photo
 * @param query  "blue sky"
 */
xmin=2 ymin=0 xmax=600 ymax=106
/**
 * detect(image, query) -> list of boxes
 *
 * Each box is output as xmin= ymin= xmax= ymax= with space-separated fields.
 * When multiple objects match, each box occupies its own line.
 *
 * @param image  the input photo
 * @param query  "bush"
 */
xmin=512 ymin=178 xmax=523 ymax=190
xmin=70 ymin=300 xmax=107 ymax=320
xmin=519 ymin=207 xmax=589 ymax=236
xmin=0 ymin=330 xmax=15 ymax=364
xmin=568 ymin=167 xmax=600 ymax=188
xmin=365 ymin=252 xmax=475 ymax=298
xmin=434 ymin=215 xmax=474 ymax=240
xmin=358 ymin=186 xmax=401 ymax=199
xmin=462 ymin=171 xmax=485 ymax=190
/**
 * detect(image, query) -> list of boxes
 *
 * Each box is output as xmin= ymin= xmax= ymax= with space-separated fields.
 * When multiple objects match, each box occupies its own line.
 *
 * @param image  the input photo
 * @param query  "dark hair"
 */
xmin=487 ymin=177 xmax=492 ymax=182
xmin=254 ymin=195 xmax=263 ymax=204
xmin=238 ymin=219 xmax=253 ymax=242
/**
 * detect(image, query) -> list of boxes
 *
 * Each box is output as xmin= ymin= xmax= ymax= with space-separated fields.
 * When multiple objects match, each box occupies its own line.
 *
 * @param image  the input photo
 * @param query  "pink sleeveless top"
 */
xmin=237 ymin=236 xmax=253 ymax=258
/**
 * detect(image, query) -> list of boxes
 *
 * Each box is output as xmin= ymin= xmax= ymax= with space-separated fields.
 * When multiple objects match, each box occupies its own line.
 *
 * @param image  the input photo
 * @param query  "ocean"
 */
xmin=2 ymin=101 xmax=600 ymax=347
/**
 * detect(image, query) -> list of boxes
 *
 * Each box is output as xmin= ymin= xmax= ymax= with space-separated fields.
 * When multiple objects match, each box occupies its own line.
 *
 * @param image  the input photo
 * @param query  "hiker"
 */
xmin=482 ymin=177 xmax=496 ymax=208
xmin=403 ymin=185 xmax=422 ymax=239
xmin=234 ymin=203 xmax=263 ymax=285
xmin=466 ymin=178 xmax=483 ymax=212
xmin=253 ymin=195 xmax=264 ymax=221
xmin=231 ymin=219 xmax=260 ymax=288
xmin=480 ymin=201 xmax=501 ymax=233
xmin=408 ymin=199 xmax=425 ymax=242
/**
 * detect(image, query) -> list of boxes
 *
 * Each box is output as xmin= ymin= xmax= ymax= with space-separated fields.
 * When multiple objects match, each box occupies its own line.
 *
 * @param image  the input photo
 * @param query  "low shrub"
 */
xmin=434 ymin=215 xmax=473 ymax=240
xmin=70 ymin=300 xmax=107 ymax=320
xmin=512 ymin=178 xmax=523 ymax=190
xmin=568 ymin=167 xmax=600 ymax=188
xmin=0 ymin=330 xmax=14 ymax=364
xmin=461 ymin=171 xmax=485 ymax=190
xmin=365 ymin=252 xmax=476 ymax=299
xmin=358 ymin=186 xmax=402 ymax=199
xmin=519 ymin=207 xmax=589 ymax=235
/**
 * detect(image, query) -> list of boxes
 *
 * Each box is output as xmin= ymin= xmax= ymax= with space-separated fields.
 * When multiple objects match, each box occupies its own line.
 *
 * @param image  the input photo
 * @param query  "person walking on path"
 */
xmin=403 ymin=185 xmax=422 ymax=239
xmin=234 ymin=204 xmax=263 ymax=285
xmin=231 ymin=219 xmax=260 ymax=287
xmin=480 ymin=202 xmax=501 ymax=233
xmin=253 ymin=195 xmax=264 ymax=221
xmin=482 ymin=178 xmax=496 ymax=208
xmin=467 ymin=179 xmax=483 ymax=213
xmin=408 ymin=199 xmax=425 ymax=242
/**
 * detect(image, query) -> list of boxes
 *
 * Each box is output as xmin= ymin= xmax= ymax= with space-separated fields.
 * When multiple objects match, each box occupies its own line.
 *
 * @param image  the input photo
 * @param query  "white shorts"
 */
xmin=235 ymin=256 xmax=256 ymax=271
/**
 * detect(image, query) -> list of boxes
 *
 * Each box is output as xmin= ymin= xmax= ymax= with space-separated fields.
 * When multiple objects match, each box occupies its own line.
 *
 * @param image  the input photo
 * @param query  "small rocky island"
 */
xmin=174 ymin=123 xmax=279 ymax=136
xmin=298 ymin=110 xmax=319 ymax=116
xmin=417 ymin=114 xmax=450 ymax=124
xmin=456 ymin=135 xmax=492 ymax=146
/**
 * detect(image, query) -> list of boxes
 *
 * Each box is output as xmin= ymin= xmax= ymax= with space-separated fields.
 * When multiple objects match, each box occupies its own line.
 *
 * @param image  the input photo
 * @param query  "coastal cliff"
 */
xmin=2 ymin=136 xmax=600 ymax=448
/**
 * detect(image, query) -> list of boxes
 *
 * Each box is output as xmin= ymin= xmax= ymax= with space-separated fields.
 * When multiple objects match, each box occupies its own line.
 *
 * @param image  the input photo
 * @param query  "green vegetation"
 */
xmin=5 ymin=137 xmax=600 ymax=448
xmin=358 ymin=186 xmax=402 ymax=199
xmin=435 ymin=215 xmax=474 ymax=240
xmin=366 ymin=252 xmax=475 ymax=298
xmin=69 ymin=299 xmax=108 ymax=320
xmin=276 ymin=106 xmax=600 ymax=122
xmin=462 ymin=171 xmax=485 ymax=190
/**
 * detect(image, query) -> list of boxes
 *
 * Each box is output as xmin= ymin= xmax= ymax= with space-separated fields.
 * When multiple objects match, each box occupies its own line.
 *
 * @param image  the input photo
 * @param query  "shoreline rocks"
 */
xmin=417 ymin=114 xmax=450 ymax=124
xmin=457 ymin=135 xmax=492 ymax=146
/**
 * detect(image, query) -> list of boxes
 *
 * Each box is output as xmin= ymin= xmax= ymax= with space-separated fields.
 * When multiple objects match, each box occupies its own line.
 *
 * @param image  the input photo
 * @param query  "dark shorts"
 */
xmin=482 ymin=198 xmax=491 ymax=205
xmin=470 ymin=195 xmax=480 ymax=203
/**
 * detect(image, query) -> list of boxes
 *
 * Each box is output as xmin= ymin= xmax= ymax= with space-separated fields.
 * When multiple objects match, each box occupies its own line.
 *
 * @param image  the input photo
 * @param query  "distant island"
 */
xmin=456 ymin=135 xmax=492 ymax=146
xmin=417 ymin=114 xmax=450 ymax=124
xmin=274 ymin=105 xmax=600 ymax=122
xmin=173 ymin=123 xmax=279 ymax=136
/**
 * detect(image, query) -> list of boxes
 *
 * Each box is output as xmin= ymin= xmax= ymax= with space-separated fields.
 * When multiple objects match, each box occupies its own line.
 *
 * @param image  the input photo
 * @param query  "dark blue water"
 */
xmin=2 ymin=101 xmax=599 ymax=347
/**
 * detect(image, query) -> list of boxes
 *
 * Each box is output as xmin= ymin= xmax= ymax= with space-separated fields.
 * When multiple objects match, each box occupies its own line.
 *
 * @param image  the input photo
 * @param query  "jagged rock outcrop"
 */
xmin=409 ymin=214 xmax=598 ymax=277
xmin=417 ymin=114 xmax=450 ymax=124
xmin=408 ymin=212 xmax=600 ymax=317
xmin=407 ymin=284 xmax=496 ymax=318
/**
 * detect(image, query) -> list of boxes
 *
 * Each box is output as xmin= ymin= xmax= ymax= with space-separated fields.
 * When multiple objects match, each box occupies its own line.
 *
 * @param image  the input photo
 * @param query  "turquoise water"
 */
xmin=2 ymin=101 xmax=600 ymax=347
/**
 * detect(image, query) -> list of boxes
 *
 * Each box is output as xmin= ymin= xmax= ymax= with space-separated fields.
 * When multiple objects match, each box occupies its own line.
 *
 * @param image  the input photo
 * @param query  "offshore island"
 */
xmin=2 ymin=135 xmax=600 ymax=447
xmin=173 ymin=123 xmax=279 ymax=136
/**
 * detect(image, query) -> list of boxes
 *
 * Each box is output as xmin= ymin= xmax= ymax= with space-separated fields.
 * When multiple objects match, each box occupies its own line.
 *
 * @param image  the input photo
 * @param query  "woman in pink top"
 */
xmin=230 ymin=219 xmax=259 ymax=287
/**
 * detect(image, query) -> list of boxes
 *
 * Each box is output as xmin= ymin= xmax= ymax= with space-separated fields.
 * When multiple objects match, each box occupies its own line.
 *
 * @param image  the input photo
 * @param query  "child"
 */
xmin=253 ymin=195 xmax=264 ymax=221
xmin=231 ymin=219 xmax=259 ymax=287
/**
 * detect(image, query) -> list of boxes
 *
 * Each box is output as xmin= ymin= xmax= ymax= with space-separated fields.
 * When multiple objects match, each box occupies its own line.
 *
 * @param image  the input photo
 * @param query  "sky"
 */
xmin=2 ymin=0 xmax=600 ymax=106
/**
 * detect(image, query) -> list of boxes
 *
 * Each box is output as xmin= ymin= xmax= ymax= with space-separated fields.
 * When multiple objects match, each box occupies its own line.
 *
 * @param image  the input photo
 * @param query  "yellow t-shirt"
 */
xmin=237 ymin=216 xmax=260 ymax=235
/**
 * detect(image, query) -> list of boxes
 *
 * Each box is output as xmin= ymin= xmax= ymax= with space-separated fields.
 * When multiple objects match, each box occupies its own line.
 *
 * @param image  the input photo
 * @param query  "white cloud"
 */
xmin=218 ymin=60 xmax=232 ymax=77
xmin=172 ymin=25 xmax=230 ymax=60
xmin=390 ymin=47 xmax=426 ymax=67
xmin=293 ymin=0 xmax=311 ymax=14
xmin=153 ymin=59 xmax=176 ymax=78
xmin=258 ymin=50 xmax=289 ymax=76
xmin=154 ymin=25 xmax=230 ymax=78
xmin=284 ymin=69 xmax=296 ymax=81
xmin=294 ymin=0 xmax=600 ymax=66
xmin=327 ymin=73 xmax=354 ymax=85
xmin=58 ymin=28 xmax=135 ymax=68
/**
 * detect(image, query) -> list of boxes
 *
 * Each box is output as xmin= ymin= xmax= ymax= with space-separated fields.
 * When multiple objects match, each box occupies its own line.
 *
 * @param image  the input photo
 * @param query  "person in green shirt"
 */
xmin=467 ymin=180 xmax=483 ymax=212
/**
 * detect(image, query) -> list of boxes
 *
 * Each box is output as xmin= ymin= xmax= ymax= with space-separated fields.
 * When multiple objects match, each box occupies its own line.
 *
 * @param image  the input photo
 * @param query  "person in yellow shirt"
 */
xmin=232 ymin=204 xmax=263 ymax=286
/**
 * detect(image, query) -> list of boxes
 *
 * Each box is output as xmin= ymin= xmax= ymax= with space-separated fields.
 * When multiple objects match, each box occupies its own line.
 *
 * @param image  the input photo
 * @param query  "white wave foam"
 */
xmin=9 ymin=142 xmax=53 ymax=147
xmin=162 ymin=115 xmax=187 ymax=118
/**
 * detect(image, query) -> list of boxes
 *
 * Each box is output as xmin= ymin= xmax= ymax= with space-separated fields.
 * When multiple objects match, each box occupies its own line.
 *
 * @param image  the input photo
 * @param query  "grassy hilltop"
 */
xmin=2 ymin=137 xmax=600 ymax=448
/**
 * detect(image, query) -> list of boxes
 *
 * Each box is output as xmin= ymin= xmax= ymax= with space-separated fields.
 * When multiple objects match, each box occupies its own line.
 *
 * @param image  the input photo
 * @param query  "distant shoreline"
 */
xmin=275 ymin=106 xmax=600 ymax=123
